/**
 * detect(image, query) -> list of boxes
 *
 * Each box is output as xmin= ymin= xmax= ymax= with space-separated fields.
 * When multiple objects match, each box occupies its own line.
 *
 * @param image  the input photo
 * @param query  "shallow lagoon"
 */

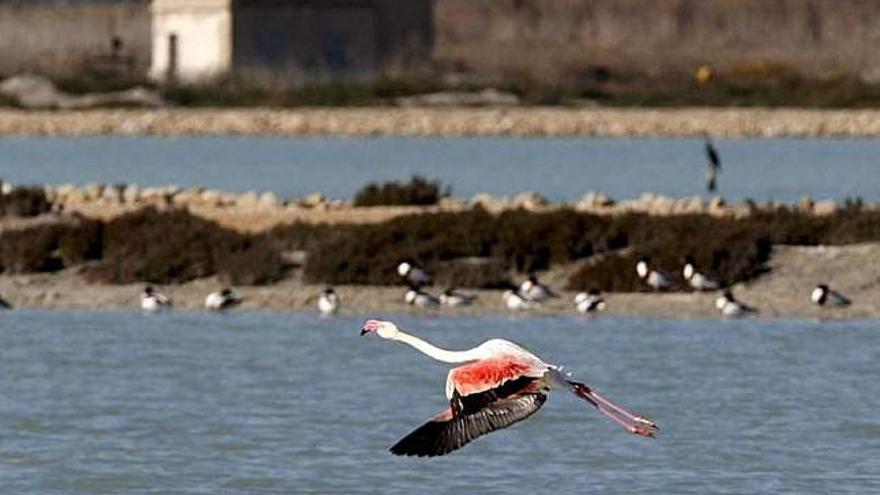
xmin=2 ymin=136 xmax=880 ymax=202
xmin=0 ymin=311 xmax=877 ymax=494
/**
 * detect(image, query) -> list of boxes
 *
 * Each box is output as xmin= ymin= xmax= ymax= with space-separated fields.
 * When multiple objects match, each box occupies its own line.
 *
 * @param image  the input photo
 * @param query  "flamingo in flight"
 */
xmin=360 ymin=319 xmax=658 ymax=457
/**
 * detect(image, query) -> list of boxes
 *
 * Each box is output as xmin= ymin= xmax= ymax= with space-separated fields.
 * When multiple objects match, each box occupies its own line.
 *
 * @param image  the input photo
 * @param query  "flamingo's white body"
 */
xmin=361 ymin=319 xmax=657 ymax=457
xmin=141 ymin=287 xmax=172 ymax=313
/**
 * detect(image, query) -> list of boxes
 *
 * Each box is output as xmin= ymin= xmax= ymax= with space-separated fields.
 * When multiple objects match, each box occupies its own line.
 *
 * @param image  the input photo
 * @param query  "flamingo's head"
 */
xmin=360 ymin=319 xmax=399 ymax=339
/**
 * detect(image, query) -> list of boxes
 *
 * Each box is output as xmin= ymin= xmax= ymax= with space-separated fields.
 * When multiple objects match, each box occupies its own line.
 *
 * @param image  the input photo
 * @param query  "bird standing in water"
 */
xmin=705 ymin=136 xmax=721 ymax=192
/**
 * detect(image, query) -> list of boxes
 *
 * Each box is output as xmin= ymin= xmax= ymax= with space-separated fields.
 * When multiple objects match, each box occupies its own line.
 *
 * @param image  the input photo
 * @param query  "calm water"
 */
xmin=2 ymin=136 xmax=880 ymax=202
xmin=0 ymin=311 xmax=877 ymax=494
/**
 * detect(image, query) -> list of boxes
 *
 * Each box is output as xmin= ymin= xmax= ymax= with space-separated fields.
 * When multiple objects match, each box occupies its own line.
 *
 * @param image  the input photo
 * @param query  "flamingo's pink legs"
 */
xmin=570 ymin=382 xmax=658 ymax=438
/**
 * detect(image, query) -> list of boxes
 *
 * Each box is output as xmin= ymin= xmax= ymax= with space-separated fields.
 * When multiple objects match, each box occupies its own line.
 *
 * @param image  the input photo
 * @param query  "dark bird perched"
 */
xmin=704 ymin=136 xmax=721 ymax=192
xmin=811 ymin=284 xmax=851 ymax=307
xmin=0 ymin=295 xmax=12 ymax=310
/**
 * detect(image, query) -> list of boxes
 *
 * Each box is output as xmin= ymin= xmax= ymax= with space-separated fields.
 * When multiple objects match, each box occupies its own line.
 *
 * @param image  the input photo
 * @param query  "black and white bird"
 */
xmin=405 ymin=288 xmax=440 ymax=308
xmin=519 ymin=273 xmax=558 ymax=302
xmin=574 ymin=289 xmax=606 ymax=314
xmin=715 ymin=290 xmax=756 ymax=318
xmin=682 ymin=256 xmax=720 ymax=291
xmin=502 ymin=289 xmax=533 ymax=311
xmin=811 ymin=284 xmax=851 ymax=308
xmin=318 ymin=287 xmax=340 ymax=315
xmin=141 ymin=285 xmax=172 ymax=313
xmin=636 ymin=257 xmax=672 ymax=290
xmin=705 ymin=136 xmax=721 ymax=192
xmin=439 ymin=288 xmax=477 ymax=307
xmin=398 ymin=261 xmax=432 ymax=287
xmin=0 ymin=295 xmax=12 ymax=310
xmin=205 ymin=288 xmax=243 ymax=311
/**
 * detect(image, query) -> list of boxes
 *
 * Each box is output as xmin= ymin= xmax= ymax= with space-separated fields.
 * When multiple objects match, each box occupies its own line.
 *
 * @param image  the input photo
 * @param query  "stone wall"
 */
xmin=0 ymin=1 xmax=150 ymax=77
xmin=434 ymin=0 xmax=880 ymax=83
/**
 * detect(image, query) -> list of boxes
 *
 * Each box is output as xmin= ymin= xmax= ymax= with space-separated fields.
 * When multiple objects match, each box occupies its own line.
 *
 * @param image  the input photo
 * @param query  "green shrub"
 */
xmin=352 ymin=176 xmax=450 ymax=207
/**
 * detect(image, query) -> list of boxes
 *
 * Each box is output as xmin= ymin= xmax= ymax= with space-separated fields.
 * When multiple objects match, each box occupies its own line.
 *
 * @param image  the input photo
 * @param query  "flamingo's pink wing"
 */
xmin=448 ymin=357 xmax=542 ymax=397
xmin=390 ymin=377 xmax=548 ymax=457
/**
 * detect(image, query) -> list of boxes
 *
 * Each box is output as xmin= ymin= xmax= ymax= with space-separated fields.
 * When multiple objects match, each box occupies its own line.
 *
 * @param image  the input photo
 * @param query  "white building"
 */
xmin=150 ymin=0 xmax=232 ymax=82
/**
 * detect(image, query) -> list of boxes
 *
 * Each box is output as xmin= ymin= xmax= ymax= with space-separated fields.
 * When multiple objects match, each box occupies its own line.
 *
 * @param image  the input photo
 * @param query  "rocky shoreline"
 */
xmin=4 ymin=107 xmax=880 ymax=138
xmin=2 ymin=181 xmax=866 ymax=233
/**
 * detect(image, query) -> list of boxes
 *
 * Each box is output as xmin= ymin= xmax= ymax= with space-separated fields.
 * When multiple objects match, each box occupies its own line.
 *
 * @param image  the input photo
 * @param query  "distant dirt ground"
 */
xmin=2 ymin=243 xmax=877 ymax=319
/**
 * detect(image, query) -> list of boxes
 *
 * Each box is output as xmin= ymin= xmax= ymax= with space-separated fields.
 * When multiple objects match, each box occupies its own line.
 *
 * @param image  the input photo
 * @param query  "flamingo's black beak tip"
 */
xmin=360 ymin=328 xmax=369 ymax=336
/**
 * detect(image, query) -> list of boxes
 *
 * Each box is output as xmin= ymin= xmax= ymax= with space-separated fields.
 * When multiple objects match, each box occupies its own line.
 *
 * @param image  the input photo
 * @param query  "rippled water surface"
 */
xmin=2 ymin=136 xmax=880 ymax=202
xmin=1 ymin=311 xmax=878 ymax=494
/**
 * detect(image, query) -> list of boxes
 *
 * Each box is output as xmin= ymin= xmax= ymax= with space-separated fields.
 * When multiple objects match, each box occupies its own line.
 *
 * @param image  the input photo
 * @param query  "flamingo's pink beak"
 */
xmin=360 ymin=319 xmax=380 ymax=336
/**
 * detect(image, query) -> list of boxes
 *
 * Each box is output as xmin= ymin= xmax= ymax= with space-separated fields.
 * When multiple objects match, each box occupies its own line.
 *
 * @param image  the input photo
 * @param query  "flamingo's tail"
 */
xmin=568 ymin=380 xmax=658 ymax=438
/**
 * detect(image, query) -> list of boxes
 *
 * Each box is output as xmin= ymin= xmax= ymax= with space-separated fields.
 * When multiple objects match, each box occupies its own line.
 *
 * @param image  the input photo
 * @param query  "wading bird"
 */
xmin=440 ymin=288 xmax=477 ymax=307
xmin=811 ymin=284 xmax=851 ymax=307
xmin=682 ymin=256 xmax=720 ymax=291
xmin=705 ymin=136 xmax=721 ymax=192
xmin=574 ymin=289 xmax=606 ymax=314
xmin=205 ymin=288 xmax=242 ymax=311
xmin=715 ymin=290 xmax=756 ymax=318
xmin=398 ymin=261 xmax=432 ymax=287
xmin=360 ymin=319 xmax=657 ymax=457
xmin=519 ymin=273 xmax=558 ymax=302
xmin=502 ymin=289 xmax=533 ymax=311
xmin=405 ymin=287 xmax=440 ymax=308
xmin=636 ymin=256 xmax=672 ymax=290
xmin=318 ymin=287 xmax=340 ymax=315
xmin=141 ymin=285 xmax=172 ymax=313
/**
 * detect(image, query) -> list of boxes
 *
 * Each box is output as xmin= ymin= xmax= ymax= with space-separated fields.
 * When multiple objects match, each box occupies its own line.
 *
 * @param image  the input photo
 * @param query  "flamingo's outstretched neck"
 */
xmin=391 ymin=330 xmax=482 ymax=364
xmin=569 ymin=381 xmax=658 ymax=438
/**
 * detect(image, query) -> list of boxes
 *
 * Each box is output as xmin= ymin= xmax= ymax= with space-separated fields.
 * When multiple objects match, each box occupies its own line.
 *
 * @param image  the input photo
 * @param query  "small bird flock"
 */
xmin=0 ymin=258 xmax=854 ymax=317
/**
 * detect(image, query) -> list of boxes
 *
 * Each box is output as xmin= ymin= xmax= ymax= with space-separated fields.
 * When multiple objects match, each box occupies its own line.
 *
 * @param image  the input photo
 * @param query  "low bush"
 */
xmin=84 ymin=208 xmax=284 ymax=285
xmin=0 ymin=217 xmax=101 ymax=273
xmin=352 ymin=175 xmax=450 ymax=207
xmin=0 ymin=187 xmax=52 ymax=217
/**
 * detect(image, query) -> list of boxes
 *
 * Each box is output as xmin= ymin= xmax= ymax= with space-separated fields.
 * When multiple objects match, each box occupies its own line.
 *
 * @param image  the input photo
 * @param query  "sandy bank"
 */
xmin=4 ymin=107 xmax=880 ymax=138
xmin=2 ymin=243 xmax=877 ymax=319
